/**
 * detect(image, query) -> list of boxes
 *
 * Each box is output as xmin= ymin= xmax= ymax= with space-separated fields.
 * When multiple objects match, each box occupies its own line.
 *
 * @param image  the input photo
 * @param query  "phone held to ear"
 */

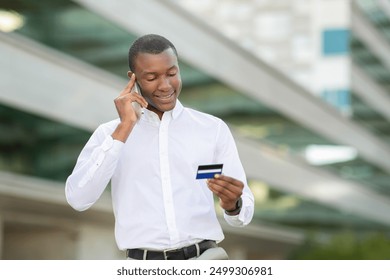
xmin=131 ymin=82 xmax=144 ymax=119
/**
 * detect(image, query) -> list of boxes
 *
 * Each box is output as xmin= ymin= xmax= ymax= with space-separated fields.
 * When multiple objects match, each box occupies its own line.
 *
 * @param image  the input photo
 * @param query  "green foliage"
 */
xmin=289 ymin=231 xmax=390 ymax=260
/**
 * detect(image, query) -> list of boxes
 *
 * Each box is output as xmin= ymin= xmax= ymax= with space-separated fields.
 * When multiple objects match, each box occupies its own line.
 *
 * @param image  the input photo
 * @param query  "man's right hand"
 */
xmin=111 ymin=74 xmax=148 ymax=142
xmin=114 ymin=73 xmax=148 ymax=124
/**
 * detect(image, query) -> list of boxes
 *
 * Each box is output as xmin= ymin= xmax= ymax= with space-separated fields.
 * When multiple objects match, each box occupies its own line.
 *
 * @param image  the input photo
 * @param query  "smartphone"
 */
xmin=131 ymin=80 xmax=144 ymax=118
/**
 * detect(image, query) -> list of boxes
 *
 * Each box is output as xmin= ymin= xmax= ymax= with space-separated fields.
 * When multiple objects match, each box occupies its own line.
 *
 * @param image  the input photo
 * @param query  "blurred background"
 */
xmin=1 ymin=0 xmax=390 ymax=260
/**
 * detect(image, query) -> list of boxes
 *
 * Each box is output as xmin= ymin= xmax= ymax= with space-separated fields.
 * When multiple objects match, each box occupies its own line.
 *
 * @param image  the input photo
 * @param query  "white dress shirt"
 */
xmin=65 ymin=100 xmax=254 ymax=251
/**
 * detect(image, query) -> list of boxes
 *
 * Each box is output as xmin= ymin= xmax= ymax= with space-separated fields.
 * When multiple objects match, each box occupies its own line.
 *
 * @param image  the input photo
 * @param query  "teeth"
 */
xmin=158 ymin=93 xmax=174 ymax=99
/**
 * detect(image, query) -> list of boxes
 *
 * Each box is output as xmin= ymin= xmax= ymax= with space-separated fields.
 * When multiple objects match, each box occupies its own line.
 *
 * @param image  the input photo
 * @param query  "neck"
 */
xmin=147 ymin=105 xmax=164 ymax=119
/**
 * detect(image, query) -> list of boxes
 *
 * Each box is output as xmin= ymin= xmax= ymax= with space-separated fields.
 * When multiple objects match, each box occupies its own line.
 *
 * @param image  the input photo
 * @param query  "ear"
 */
xmin=127 ymin=71 xmax=134 ymax=79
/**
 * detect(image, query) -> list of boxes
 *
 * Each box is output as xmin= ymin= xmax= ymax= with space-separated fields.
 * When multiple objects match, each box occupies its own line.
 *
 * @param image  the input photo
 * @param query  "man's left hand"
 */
xmin=207 ymin=174 xmax=243 ymax=213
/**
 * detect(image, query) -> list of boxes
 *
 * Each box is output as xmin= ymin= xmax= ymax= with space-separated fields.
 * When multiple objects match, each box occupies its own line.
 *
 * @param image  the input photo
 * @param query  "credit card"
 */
xmin=196 ymin=164 xmax=223 ymax=179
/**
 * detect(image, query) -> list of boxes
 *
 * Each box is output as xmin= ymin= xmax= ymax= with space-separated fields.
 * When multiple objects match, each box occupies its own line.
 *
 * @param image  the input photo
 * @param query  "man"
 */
xmin=65 ymin=34 xmax=254 ymax=260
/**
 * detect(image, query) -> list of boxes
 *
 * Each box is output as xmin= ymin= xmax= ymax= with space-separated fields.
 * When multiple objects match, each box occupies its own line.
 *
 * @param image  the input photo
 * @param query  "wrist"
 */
xmin=224 ymin=197 xmax=242 ymax=216
xmin=111 ymin=121 xmax=136 ymax=143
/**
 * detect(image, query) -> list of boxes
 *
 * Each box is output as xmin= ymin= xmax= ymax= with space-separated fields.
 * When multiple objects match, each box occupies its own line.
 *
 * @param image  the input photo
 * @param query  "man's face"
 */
xmin=133 ymin=48 xmax=182 ymax=119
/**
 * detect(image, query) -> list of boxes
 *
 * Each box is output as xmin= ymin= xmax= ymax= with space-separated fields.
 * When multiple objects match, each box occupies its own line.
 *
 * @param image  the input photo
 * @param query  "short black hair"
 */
xmin=128 ymin=34 xmax=178 ymax=71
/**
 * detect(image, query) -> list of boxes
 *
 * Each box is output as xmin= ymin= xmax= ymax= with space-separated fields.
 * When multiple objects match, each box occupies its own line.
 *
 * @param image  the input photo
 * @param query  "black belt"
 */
xmin=127 ymin=240 xmax=217 ymax=260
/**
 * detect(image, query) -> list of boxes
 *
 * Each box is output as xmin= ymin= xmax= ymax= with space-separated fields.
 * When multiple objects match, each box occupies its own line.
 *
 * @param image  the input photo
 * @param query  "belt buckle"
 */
xmin=163 ymin=247 xmax=179 ymax=260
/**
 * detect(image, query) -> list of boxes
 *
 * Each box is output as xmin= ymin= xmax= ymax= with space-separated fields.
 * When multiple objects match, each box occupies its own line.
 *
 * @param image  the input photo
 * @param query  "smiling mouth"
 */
xmin=156 ymin=92 xmax=175 ymax=100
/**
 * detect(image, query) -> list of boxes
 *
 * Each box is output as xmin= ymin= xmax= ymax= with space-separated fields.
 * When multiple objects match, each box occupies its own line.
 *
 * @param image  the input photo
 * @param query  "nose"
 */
xmin=158 ymin=77 xmax=171 ymax=92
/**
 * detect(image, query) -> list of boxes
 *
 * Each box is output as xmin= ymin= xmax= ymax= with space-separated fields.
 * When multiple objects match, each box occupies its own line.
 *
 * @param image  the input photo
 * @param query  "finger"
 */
xmin=121 ymin=73 xmax=136 ymax=95
xmin=130 ymin=93 xmax=148 ymax=108
xmin=209 ymin=175 xmax=243 ymax=192
xmin=207 ymin=180 xmax=242 ymax=211
xmin=207 ymin=175 xmax=243 ymax=201
xmin=213 ymin=174 xmax=243 ymax=186
xmin=208 ymin=186 xmax=238 ymax=210
xmin=114 ymin=92 xmax=132 ymax=103
xmin=209 ymin=187 xmax=236 ymax=203
xmin=207 ymin=179 xmax=241 ymax=200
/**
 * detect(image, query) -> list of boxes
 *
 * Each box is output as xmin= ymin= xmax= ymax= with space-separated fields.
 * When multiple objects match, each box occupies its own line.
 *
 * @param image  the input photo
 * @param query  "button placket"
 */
xmin=159 ymin=113 xmax=179 ymax=245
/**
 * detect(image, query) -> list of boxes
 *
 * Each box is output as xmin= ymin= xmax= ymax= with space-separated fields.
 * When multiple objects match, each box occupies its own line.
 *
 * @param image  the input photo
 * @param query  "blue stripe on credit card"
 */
xmin=196 ymin=164 xmax=223 ymax=179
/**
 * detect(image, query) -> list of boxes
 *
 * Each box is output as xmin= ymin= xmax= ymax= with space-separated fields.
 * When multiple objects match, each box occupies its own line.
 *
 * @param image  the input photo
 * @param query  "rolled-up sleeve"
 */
xmin=223 ymin=195 xmax=254 ymax=227
xmin=215 ymin=121 xmax=255 ymax=227
xmin=65 ymin=123 xmax=123 ymax=211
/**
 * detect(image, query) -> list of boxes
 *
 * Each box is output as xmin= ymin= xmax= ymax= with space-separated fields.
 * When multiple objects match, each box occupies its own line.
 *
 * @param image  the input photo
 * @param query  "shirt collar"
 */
xmin=171 ymin=99 xmax=184 ymax=120
xmin=141 ymin=99 xmax=184 ymax=124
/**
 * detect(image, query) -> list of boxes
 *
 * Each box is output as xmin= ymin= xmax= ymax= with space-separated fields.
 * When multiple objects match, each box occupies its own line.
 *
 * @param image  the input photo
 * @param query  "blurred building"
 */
xmin=0 ymin=0 xmax=390 ymax=259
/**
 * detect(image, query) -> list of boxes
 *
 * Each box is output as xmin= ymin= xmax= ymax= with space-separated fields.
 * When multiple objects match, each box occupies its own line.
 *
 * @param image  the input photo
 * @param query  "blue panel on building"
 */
xmin=322 ymin=29 xmax=350 ymax=55
xmin=322 ymin=89 xmax=350 ymax=111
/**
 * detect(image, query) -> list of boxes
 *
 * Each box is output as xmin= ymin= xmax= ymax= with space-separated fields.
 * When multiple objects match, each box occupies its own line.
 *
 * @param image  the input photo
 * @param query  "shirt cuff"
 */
xmin=223 ymin=196 xmax=253 ymax=227
xmin=78 ymin=136 xmax=123 ymax=188
xmin=105 ymin=135 xmax=124 ymax=154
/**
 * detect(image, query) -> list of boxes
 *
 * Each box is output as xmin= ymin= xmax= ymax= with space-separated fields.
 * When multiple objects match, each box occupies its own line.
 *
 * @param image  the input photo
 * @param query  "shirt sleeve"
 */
xmin=65 ymin=123 xmax=123 ymax=211
xmin=215 ymin=120 xmax=255 ymax=227
xmin=223 ymin=195 xmax=254 ymax=227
